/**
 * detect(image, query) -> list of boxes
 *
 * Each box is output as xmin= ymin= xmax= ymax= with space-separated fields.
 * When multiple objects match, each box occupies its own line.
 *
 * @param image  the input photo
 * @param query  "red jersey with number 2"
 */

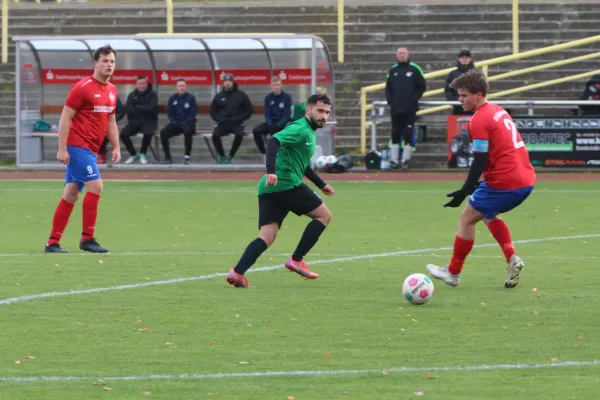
xmin=468 ymin=102 xmax=536 ymax=190
xmin=65 ymin=76 xmax=117 ymax=154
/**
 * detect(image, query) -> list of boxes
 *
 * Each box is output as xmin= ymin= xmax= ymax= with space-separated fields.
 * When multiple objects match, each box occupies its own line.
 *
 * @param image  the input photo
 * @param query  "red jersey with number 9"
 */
xmin=64 ymin=76 xmax=117 ymax=154
xmin=468 ymin=102 xmax=536 ymax=190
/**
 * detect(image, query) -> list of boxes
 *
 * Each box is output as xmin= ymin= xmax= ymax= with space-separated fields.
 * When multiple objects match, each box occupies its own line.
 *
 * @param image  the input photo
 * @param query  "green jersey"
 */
xmin=258 ymin=117 xmax=316 ymax=195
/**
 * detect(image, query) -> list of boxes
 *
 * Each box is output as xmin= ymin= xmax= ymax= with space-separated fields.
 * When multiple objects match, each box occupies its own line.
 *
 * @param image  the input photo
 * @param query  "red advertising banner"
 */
xmin=157 ymin=70 xmax=213 ymax=85
xmin=41 ymin=69 xmax=153 ymax=85
xmin=215 ymin=69 xmax=271 ymax=85
xmin=274 ymin=69 xmax=333 ymax=85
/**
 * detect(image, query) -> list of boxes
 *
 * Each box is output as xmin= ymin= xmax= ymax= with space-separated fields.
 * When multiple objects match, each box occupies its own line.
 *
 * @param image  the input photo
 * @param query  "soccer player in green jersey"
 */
xmin=227 ymin=94 xmax=335 ymax=288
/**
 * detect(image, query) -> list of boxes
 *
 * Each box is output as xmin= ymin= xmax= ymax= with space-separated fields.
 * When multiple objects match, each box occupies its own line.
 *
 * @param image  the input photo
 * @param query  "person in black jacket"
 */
xmin=120 ymin=76 xmax=158 ymax=164
xmin=210 ymin=74 xmax=254 ymax=164
xmin=252 ymin=76 xmax=292 ymax=155
xmin=97 ymin=95 xmax=125 ymax=164
xmin=160 ymin=79 xmax=198 ymax=164
xmin=579 ymin=74 xmax=600 ymax=116
xmin=385 ymin=47 xmax=427 ymax=169
xmin=445 ymin=50 xmax=476 ymax=115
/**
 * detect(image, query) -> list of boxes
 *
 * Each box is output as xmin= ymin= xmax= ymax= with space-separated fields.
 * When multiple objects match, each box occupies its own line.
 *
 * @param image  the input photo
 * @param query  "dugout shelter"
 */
xmin=12 ymin=33 xmax=336 ymax=166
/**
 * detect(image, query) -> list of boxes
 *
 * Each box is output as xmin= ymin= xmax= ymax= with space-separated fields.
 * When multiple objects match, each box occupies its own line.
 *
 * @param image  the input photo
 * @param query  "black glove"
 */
xmin=444 ymin=189 xmax=469 ymax=208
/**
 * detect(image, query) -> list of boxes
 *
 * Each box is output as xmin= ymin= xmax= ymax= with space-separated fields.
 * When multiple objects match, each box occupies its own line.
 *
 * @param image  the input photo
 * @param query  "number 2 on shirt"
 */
xmin=504 ymin=119 xmax=525 ymax=149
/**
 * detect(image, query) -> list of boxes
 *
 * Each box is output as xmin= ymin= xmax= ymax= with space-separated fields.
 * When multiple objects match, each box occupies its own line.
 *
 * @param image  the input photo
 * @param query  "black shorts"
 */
xmin=258 ymin=183 xmax=323 ymax=228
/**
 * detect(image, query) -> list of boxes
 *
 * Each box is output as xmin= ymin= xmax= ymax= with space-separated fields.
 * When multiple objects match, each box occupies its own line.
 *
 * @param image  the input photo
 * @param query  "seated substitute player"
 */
xmin=226 ymin=93 xmax=335 ymax=288
xmin=44 ymin=45 xmax=122 ymax=254
xmin=426 ymin=70 xmax=536 ymax=288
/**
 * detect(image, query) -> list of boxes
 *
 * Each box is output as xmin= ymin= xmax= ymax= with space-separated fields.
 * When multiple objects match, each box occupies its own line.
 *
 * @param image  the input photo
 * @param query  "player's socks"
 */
xmin=234 ymin=238 xmax=268 ymax=275
xmin=292 ymin=220 xmax=326 ymax=261
xmin=448 ymin=235 xmax=474 ymax=275
xmin=48 ymin=198 xmax=75 ymax=245
xmin=81 ymin=192 xmax=100 ymax=241
xmin=391 ymin=144 xmax=400 ymax=164
xmin=487 ymin=219 xmax=516 ymax=262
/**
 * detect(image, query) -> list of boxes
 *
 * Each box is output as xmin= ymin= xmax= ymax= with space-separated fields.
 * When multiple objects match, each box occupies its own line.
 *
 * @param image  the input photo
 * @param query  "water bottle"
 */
xmin=380 ymin=148 xmax=390 ymax=171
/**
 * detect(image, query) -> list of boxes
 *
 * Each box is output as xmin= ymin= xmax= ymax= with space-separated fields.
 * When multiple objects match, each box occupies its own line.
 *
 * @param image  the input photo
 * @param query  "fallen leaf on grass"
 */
xmin=168 ymin=332 xmax=177 ymax=335
xmin=425 ymin=375 xmax=436 ymax=379
xmin=91 ymin=380 xmax=105 ymax=386
xmin=108 ymin=312 xmax=115 ymax=316
xmin=208 ymin=341 xmax=214 ymax=347
xmin=76 ymin=322 xmax=84 ymax=326
xmin=14 ymin=360 xmax=21 ymax=365
xmin=280 ymin=354 xmax=287 ymax=357
xmin=140 ymin=391 xmax=151 ymax=395
xmin=378 ymin=354 xmax=385 ymax=358
xmin=164 ymin=342 xmax=173 ymax=345
xmin=577 ymin=336 xmax=584 ymax=339
xmin=137 ymin=328 xmax=150 ymax=332
xmin=413 ymin=392 xmax=424 ymax=397
xmin=532 ymin=288 xmax=538 ymax=292
xmin=134 ymin=319 xmax=142 ymax=324
xmin=342 ymin=392 xmax=349 ymax=395
xmin=104 ymin=387 xmax=113 ymax=391
xmin=344 ymin=333 xmax=351 ymax=336
xmin=383 ymin=371 xmax=391 ymax=376
xmin=480 ymin=302 xmax=486 ymax=306
xmin=404 ymin=314 xmax=412 ymax=318
xmin=324 ymin=353 xmax=333 ymax=359
xmin=97 ymin=260 xmax=104 ymax=265
xmin=239 ymin=361 xmax=249 ymax=365
xmin=287 ymin=397 xmax=295 ymax=400
xmin=23 ymin=356 xmax=36 ymax=360
xmin=533 ymin=311 xmax=539 ymax=316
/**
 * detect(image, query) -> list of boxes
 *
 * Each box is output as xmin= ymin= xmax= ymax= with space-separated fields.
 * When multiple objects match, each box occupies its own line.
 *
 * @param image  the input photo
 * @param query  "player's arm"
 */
xmin=106 ymin=113 xmax=121 ymax=163
xmin=305 ymin=166 xmax=335 ymax=196
xmin=55 ymin=106 xmax=76 ymax=164
xmin=444 ymin=121 xmax=489 ymax=208
xmin=264 ymin=136 xmax=280 ymax=186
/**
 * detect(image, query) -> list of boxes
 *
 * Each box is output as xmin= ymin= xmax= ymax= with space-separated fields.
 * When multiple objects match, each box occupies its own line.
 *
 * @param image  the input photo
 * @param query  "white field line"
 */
xmin=2 ymin=187 xmax=600 ymax=194
xmin=0 ymin=251 xmax=350 ymax=258
xmin=1 ymin=233 xmax=598 ymax=307
xmin=0 ymin=360 xmax=598 ymax=383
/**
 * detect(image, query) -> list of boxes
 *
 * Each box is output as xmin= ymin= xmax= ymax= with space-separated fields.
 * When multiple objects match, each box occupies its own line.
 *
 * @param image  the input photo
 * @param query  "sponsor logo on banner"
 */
xmin=41 ymin=69 xmax=153 ymax=84
xmin=275 ymin=69 xmax=333 ymax=85
xmin=158 ymin=70 xmax=212 ymax=85
xmin=216 ymin=70 xmax=271 ymax=85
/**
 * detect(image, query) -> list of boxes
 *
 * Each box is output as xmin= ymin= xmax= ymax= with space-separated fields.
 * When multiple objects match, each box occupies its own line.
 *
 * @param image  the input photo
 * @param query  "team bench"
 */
xmin=27 ymin=104 xmax=267 ymax=162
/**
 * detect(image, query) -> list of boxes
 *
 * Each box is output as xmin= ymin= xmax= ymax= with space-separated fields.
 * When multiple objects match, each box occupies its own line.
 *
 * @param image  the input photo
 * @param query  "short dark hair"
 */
xmin=93 ymin=45 xmax=116 ymax=61
xmin=136 ymin=76 xmax=147 ymax=81
xmin=450 ymin=69 xmax=489 ymax=97
xmin=177 ymin=78 xmax=186 ymax=83
xmin=307 ymin=93 xmax=331 ymax=106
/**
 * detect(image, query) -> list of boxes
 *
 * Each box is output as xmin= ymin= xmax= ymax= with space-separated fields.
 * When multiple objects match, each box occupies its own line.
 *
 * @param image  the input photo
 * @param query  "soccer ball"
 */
xmin=326 ymin=154 xmax=338 ymax=165
xmin=401 ymin=273 xmax=434 ymax=305
xmin=315 ymin=155 xmax=329 ymax=168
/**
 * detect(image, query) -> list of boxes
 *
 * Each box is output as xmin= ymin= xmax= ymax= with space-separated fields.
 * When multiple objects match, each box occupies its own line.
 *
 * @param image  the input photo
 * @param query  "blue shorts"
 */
xmin=64 ymin=146 xmax=101 ymax=192
xmin=468 ymin=181 xmax=534 ymax=219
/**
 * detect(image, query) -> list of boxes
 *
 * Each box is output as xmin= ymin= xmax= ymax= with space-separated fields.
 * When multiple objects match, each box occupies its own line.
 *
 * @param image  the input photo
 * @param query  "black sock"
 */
xmin=234 ymin=238 xmax=268 ymax=275
xmin=292 ymin=220 xmax=326 ymax=261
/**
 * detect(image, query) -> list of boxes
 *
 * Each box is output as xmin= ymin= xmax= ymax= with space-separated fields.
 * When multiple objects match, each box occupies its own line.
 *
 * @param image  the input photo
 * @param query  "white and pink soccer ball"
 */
xmin=402 ymin=273 xmax=434 ymax=305
xmin=315 ymin=155 xmax=338 ymax=169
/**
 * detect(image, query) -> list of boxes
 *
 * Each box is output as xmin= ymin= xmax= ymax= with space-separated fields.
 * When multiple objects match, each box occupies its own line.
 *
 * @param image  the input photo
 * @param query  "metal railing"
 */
xmin=368 ymin=100 xmax=600 ymax=152
xmin=359 ymin=34 xmax=600 ymax=153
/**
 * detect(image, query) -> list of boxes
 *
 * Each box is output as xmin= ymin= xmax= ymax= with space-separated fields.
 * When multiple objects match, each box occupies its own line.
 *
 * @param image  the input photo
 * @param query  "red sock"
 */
xmin=48 ymin=198 xmax=75 ymax=245
xmin=488 ymin=219 xmax=515 ymax=262
xmin=448 ymin=236 xmax=474 ymax=275
xmin=81 ymin=192 xmax=101 ymax=241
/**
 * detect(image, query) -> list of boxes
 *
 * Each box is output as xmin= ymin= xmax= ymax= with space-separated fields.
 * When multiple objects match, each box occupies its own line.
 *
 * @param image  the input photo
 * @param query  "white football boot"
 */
xmin=504 ymin=254 xmax=524 ymax=288
xmin=426 ymin=264 xmax=460 ymax=287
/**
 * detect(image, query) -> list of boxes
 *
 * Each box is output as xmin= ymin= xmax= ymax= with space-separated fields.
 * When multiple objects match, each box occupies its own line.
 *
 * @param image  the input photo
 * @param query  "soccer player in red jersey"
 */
xmin=44 ymin=45 xmax=121 ymax=253
xmin=426 ymin=70 xmax=536 ymax=288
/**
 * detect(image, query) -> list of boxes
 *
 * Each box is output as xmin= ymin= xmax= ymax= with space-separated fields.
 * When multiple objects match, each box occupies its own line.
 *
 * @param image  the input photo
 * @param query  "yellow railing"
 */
xmin=360 ymin=33 xmax=600 ymax=153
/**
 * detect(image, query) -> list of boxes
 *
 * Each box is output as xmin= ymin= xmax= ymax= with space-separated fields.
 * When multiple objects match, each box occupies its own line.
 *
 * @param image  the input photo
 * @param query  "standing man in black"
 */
xmin=209 ymin=74 xmax=254 ymax=164
xmin=385 ymin=47 xmax=427 ymax=169
xmin=445 ymin=50 xmax=476 ymax=115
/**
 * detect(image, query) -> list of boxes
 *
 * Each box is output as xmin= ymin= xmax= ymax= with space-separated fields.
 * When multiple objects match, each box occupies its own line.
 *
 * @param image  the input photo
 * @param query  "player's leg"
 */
xmin=63 ymin=147 xmax=108 ymax=253
xmin=426 ymin=202 xmax=483 ymax=286
xmin=228 ymin=124 xmax=245 ymax=162
xmin=227 ymin=194 xmax=287 ymax=288
xmin=483 ymin=185 xmax=534 ymax=288
xmin=211 ymin=124 xmax=227 ymax=163
xmin=160 ymin=123 xmax=182 ymax=164
xmin=252 ymin=123 xmax=270 ymax=154
xmin=120 ymin=122 xmax=141 ymax=163
xmin=400 ymin=112 xmax=417 ymax=168
xmin=390 ymin=114 xmax=402 ymax=166
xmin=138 ymin=122 xmax=156 ymax=164
xmin=285 ymin=185 xmax=329 ymax=279
xmin=182 ymin=125 xmax=195 ymax=164
xmin=45 ymin=181 xmax=80 ymax=253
